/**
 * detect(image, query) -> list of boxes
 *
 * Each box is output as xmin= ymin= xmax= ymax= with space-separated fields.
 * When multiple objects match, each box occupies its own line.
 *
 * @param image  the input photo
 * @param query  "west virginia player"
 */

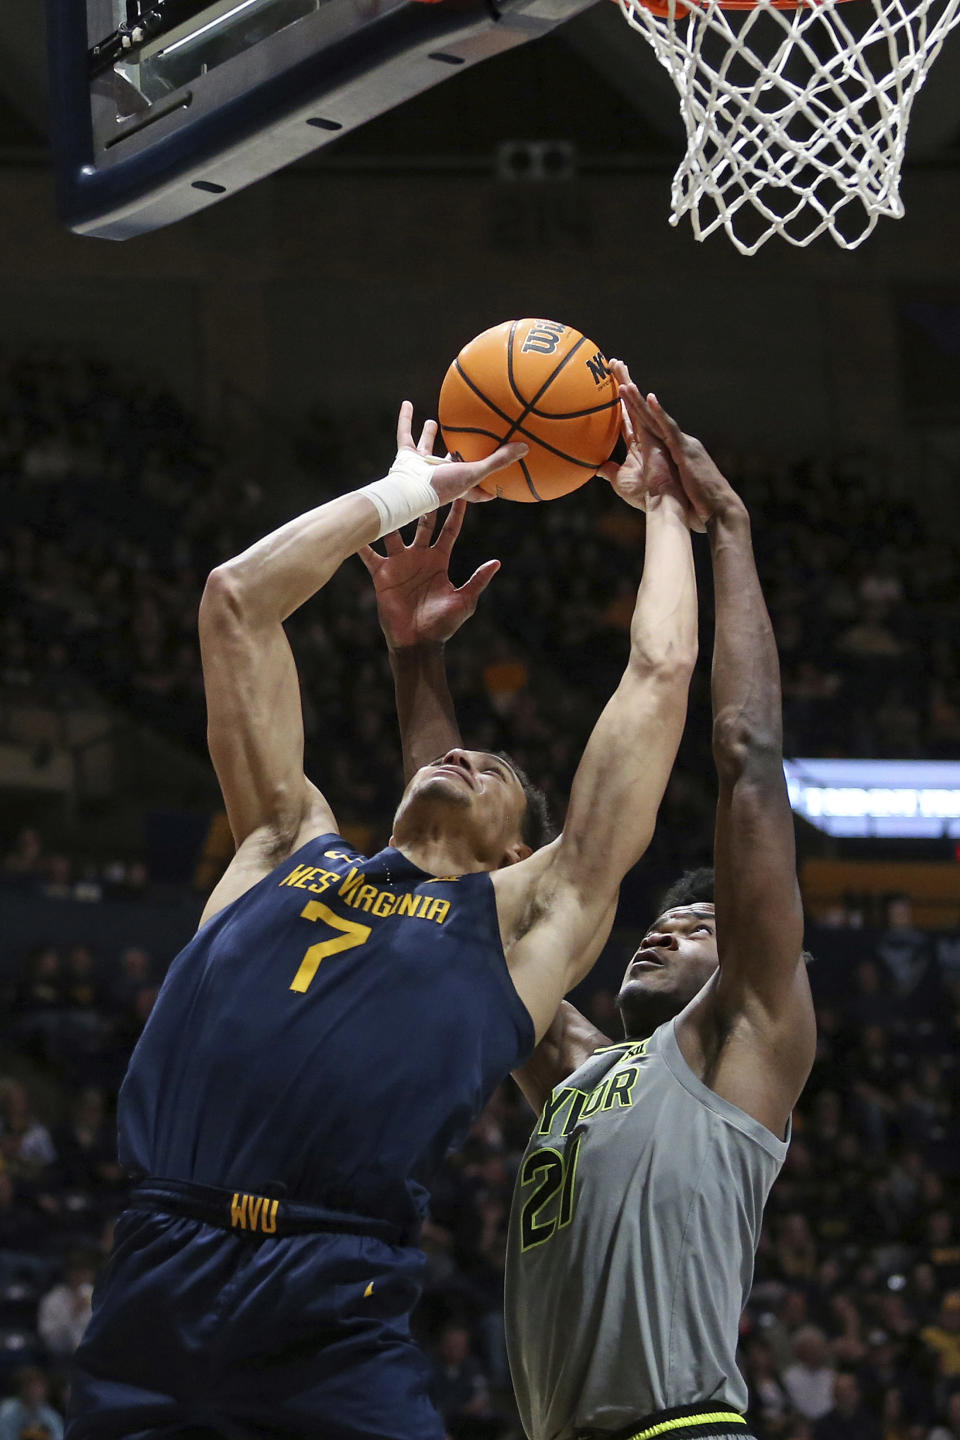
xmin=67 ymin=384 xmax=698 ymax=1440
xmin=377 ymin=386 xmax=816 ymax=1440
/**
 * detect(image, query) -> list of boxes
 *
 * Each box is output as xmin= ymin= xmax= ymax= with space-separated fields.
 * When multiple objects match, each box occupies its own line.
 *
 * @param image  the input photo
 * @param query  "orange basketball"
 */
xmin=438 ymin=319 xmax=621 ymax=502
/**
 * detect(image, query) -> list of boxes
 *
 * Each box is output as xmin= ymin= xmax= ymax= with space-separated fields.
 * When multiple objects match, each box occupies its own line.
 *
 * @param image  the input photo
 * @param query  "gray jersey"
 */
xmin=504 ymin=1017 xmax=788 ymax=1440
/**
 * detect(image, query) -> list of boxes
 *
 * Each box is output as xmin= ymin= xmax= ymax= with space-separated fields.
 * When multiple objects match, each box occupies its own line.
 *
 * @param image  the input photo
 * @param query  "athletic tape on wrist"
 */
xmin=359 ymin=449 xmax=445 ymax=539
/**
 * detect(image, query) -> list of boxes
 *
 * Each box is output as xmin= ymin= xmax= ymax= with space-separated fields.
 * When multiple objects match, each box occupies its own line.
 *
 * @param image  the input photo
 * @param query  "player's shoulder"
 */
xmin=197 ymin=827 xmax=361 ymax=931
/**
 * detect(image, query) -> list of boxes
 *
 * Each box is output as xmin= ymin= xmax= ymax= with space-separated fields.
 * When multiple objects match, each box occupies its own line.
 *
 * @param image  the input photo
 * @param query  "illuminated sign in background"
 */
xmin=784 ymin=760 xmax=960 ymax=839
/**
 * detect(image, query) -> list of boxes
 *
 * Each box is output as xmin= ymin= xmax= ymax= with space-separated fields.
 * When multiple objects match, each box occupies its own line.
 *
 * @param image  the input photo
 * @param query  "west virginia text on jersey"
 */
xmin=118 ymin=834 xmax=533 ymax=1233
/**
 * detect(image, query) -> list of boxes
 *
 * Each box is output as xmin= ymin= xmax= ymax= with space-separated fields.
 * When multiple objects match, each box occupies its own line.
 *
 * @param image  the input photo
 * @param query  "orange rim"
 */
xmin=625 ymin=0 xmax=857 ymax=14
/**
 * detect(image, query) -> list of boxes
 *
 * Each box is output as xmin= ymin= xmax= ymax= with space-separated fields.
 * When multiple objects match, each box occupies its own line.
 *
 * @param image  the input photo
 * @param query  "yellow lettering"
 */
xmin=280 ymin=864 xmax=313 ymax=889
xmin=230 ymin=1193 xmax=248 ymax=1229
xmin=247 ymin=1196 xmax=263 ymax=1228
xmin=308 ymin=869 xmax=339 ymax=895
xmin=325 ymin=850 xmax=354 ymax=862
xmin=339 ymin=867 xmax=365 ymax=901
xmin=372 ymin=891 xmax=397 ymax=917
xmin=428 ymin=899 xmax=450 ymax=925
xmin=262 ymin=1198 xmax=278 ymax=1235
xmin=397 ymin=893 xmax=422 ymax=917
xmin=350 ymin=884 xmax=378 ymax=912
xmin=293 ymin=867 xmax=318 ymax=890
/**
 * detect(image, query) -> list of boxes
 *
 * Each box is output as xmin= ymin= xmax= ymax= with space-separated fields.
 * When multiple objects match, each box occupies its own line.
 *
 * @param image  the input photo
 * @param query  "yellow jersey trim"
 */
xmin=625 ymin=1413 xmax=747 ymax=1440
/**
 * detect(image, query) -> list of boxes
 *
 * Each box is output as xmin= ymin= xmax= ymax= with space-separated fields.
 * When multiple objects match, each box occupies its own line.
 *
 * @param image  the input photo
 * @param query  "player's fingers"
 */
xmin=396 ymin=400 xmax=414 ymax=451
xmin=618 ymin=399 xmax=637 ymax=449
xmin=464 ymin=486 xmax=497 ymax=504
xmin=411 ymin=512 xmax=436 ymax=548
xmin=417 ymin=418 xmax=439 ymax=456
xmin=381 ymin=530 xmax=405 ymax=555
xmin=597 ymin=461 xmax=620 ymax=484
xmin=436 ymin=498 xmax=466 ymax=551
xmin=617 ymin=381 xmax=653 ymax=437
xmin=644 ymin=393 xmax=684 ymax=450
xmin=356 ymin=544 xmax=381 ymax=573
xmin=608 ymin=357 xmax=633 ymax=390
xmin=473 ymin=441 xmax=527 ymax=481
xmin=458 ymin=559 xmax=501 ymax=604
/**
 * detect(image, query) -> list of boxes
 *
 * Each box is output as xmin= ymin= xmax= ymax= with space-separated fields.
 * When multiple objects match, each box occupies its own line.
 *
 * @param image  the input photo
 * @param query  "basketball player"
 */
xmin=374 ymin=384 xmax=816 ymax=1440
xmin=67 ymin=391 xmax=698 ymax=1440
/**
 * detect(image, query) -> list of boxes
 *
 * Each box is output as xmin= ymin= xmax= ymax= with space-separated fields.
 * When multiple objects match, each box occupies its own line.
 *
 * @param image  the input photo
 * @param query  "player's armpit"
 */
xmin=494 ymin=870 xmax=619 ymax=1040
xmin=512 ymin=1001 xmax=612 ymax=1114
xmin=682 ymin=959 xmax=814 ymax=1140
xmin=199 ymin=568 xmax=336 ymax=853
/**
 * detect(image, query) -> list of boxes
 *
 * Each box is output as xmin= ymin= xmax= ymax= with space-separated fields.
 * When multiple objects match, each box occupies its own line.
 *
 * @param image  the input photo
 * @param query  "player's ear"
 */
xmin=501 ymin=840 xmax=532 ymax=867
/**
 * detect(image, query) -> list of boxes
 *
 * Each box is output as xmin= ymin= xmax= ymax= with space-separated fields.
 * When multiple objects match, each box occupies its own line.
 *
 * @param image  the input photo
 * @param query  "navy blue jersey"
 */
xmin=118 ymin=835 xmax=534 ymax=1233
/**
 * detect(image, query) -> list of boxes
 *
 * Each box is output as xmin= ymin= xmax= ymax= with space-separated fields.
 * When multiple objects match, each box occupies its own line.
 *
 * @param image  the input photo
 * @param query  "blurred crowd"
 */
xmin=2 ymin=352 xmax=960 ymax=884
xmin=3 ymin=917 xmax=960 ymax=1440
xmin=3 ymin=350 xmax=960 ymax=1438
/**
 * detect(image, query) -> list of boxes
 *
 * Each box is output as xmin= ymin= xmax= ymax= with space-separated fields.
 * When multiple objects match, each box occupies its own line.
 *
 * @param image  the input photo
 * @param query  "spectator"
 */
xmin=777 ymin=1213 xmax=819 ymax=1282
xmin=743 ymin=1336 xmax=790 ymax=1434
xmin=814 ymin=1373 xmax=881 ymax=1440
xmin=928 ymin=1389 xmax=960 ymax=1440
xmin=784 ymin=1326 xmax=837 ymax=1421
xmin=0 ymin=1367 xmax=64 ymax=1440
xmin=51 ymin=1088 xmax=124 ymax=1196
xmin=0 ymin=1080 xmax=56 ymax=1174
xmin=3 ymin=827 xmax=44 ymax=877
xmin=0 ymin=1168 xmax=46 ymax=1251
xmin=921 ymin=1294 xmax=960 ymax=1380
xmin=765 ymin=1289 xmax=810 ymax=1372
xmin=922 ymin=1217 xmax=960 ymax=1293
xmin=432 ymin=1323 xmax=496 ymax=1438
xmin=36 ymin=1254 xmax=96 ymax=1358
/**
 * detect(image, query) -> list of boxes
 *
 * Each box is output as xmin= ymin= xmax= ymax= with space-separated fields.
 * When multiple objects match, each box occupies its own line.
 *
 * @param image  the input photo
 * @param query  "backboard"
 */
xmin=49 ymin=0 xmax=597 ymax=240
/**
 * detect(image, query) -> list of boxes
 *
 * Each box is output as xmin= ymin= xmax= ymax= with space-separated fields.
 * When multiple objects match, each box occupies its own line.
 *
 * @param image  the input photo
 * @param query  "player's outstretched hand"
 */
xmin=359 ymin=493 xmax=500 ymax=652
xmin=393 ymin=400 xmax=526 ymax=507
xmin=597 ymin=361 xmax=700 ymax=528
xmin=618 ymin=386 xmax=741 ymax=529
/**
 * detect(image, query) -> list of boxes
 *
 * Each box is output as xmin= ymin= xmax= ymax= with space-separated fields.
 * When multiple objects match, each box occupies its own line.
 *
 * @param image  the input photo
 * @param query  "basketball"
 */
xmin=438 ymin=319 xmax=621 ymax=502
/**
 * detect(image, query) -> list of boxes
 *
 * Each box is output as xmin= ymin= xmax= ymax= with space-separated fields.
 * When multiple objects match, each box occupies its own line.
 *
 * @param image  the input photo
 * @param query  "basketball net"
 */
xmin=616 ymin=0 xmax=960 ymax=252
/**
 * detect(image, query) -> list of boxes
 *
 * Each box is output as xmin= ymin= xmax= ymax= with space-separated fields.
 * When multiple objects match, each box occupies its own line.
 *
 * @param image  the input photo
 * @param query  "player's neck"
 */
xmin=391 ymin=835 xmax=494 ymax=877
xmin=622 ymin=996 xmax=680 ymax=1038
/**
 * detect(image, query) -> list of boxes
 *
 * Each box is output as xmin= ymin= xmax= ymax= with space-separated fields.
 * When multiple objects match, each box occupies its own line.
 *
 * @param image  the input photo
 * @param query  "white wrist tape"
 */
xmin=359 ymin=448 xmax=445 ymax=539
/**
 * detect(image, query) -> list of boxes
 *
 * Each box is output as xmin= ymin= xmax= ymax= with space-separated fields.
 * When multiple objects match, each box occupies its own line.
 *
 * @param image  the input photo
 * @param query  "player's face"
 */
xmin=393 ymin=748 xmax=529 ymax=866
xmin=616 ymin=904 xmax=719 ymax=1035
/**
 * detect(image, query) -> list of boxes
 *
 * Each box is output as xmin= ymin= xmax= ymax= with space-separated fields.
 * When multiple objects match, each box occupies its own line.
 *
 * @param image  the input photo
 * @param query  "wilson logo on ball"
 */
xmin=520 ymin=321 xmax=566 ymax=356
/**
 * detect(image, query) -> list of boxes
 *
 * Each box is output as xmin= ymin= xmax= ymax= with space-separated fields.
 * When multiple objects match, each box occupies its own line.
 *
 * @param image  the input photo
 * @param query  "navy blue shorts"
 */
xmin=66 ymin=1185 xmax=443 ymax=1440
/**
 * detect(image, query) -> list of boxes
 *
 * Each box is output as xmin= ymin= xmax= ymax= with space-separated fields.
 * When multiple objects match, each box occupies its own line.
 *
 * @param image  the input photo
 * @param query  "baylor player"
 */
xmin=376 ymin=386 xmax=816 ymax=1440
xmin=504 ymin=391 xmax=816 ymax=1440
xmin=68 ymin=384 xmax=698 ymax=1440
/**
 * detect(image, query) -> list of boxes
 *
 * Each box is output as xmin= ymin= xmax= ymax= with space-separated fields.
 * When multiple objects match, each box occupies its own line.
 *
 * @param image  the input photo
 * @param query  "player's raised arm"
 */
xmin=359 ymin=436 xmax=500 ymax=780
xmin=512 ymin=1001 xmax=613 ymax=1115
xmin=197 ymin=404 xmax=524 ymax=920
xmin=493 ymin=366 xmax=699 ymax=1038
xmin=631 ymin=392 xmax=815 ymax=1133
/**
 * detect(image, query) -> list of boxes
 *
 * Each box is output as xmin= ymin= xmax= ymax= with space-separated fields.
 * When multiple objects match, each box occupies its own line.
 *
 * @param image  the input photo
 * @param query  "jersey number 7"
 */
xmin=291 ymin=901 xmax=371 ymax=994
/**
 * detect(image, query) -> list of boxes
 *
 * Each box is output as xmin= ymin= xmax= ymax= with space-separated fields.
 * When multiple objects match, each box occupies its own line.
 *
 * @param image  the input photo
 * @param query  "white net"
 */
xmin=616 ymin=0 xmax=960 ymax=252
